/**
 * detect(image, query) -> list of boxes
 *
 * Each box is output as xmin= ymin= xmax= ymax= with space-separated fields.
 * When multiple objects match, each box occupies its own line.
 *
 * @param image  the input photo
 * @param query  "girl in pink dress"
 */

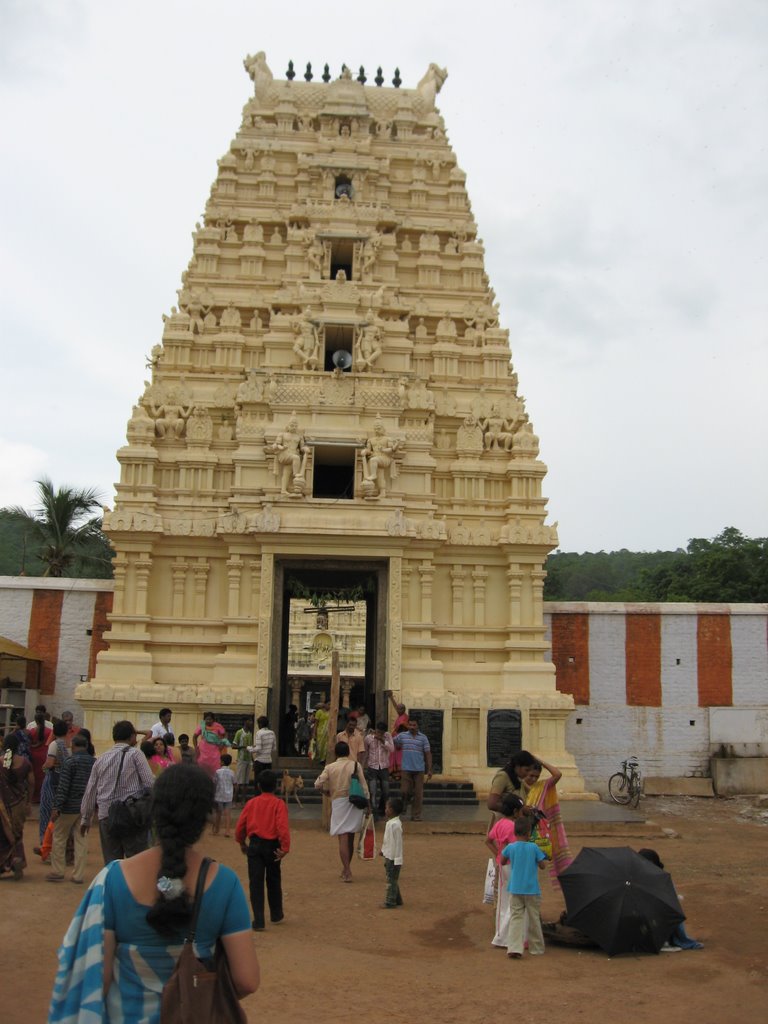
xmin=193 ymin=712 xmax=228 ymax=776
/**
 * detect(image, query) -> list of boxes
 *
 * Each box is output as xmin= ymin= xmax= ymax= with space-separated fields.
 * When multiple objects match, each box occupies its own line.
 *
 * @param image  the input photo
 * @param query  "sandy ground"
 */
xmin=2 ymin=796 xmax=766 ymax=1024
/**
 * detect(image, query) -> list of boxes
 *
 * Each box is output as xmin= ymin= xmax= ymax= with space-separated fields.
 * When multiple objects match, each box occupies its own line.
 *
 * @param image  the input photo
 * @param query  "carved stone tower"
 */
xmin=80 ymin=55 xmax=585 ymax=792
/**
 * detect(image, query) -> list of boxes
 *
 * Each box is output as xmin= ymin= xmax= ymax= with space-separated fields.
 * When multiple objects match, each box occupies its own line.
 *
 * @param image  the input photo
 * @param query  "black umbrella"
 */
xmin=559 ymin=847 xmax=685 ymax=955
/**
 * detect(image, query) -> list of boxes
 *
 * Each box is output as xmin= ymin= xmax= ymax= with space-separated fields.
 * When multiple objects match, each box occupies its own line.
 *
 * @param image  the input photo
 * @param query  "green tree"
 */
xmin=639 ymin=528 xmax=768 ymax=602
xmin=2 ymin=477 xmax=113 ymax=578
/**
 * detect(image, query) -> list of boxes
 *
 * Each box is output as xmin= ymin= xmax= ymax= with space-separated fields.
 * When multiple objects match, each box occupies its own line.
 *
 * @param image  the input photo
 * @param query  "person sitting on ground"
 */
xmin=49 ymin=764 xmax=260 ymax=1021
xmin=637 ymin=848 xmax=704 ymax=950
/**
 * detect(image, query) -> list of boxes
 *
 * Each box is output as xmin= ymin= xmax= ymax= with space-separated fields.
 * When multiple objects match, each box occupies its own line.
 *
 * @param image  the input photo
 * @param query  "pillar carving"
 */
xmin=418 ymin=560 xmax=434 ymax=622
xmin=472 ymin=564 xmax=488 ymax=626
xmin=192 ymin=558 xmax=209 ymax=618
xmin=506 ymin=565 xmax=523 ymax=627
xmin=226 ymin=555 xmax=243 ymax=618
xmin=450 ymin=564 xmax=465 ymax=625
xmin=133 ymin=554 xmax=153 ymax=617
xmin=172 ymin=559 xmax=189 ymax=618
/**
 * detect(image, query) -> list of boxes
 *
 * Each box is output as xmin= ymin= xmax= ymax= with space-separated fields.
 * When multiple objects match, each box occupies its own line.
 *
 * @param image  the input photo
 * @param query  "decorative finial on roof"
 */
xmin=392 ymin=68 xmax=402 ymax=88
xmin=286 ymin=60 xmax=296 ymax=81
xmin=304 ymin=62 xmax=313 ymax=81
xmin=357 ymin=66 xmax=367 ymax=84
xmin=374 ymin=67 xmax=384 ymax=87
xmin=322 ymin=63 xmax=331 ymax=83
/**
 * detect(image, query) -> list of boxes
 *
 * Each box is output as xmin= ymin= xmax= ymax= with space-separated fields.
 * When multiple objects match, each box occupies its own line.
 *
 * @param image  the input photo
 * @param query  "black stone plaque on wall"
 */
xmin=486 ymin=709 xmax=522 ymax=767
xmin=216 ymin=712 xmax=250 ymax=740
xmin=410 ymin=709 xmax=443 ymax=773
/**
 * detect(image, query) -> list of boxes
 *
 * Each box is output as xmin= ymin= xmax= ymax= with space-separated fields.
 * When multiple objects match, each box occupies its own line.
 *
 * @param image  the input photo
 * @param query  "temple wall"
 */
xmin=3 ymin=577 xmax=764 ymax=789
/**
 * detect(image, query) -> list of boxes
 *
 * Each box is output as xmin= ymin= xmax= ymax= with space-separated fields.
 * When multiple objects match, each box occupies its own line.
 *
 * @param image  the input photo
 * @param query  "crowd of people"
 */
xmin=0 ymin=698 xmax=704 ymax=1021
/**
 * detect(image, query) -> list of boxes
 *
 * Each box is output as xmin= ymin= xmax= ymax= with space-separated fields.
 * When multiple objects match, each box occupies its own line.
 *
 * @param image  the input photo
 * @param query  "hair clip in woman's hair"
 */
xmin=156 ymin=875 xmax=185 ymax=899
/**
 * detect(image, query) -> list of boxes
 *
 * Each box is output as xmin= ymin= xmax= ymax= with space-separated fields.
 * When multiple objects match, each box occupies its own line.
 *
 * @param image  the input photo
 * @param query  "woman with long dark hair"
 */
xmin=49 ymin=764 xmax=259 ymax=1022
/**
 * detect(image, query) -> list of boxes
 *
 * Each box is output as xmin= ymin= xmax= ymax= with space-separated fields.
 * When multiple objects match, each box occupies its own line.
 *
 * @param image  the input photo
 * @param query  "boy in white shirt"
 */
xmin=380 ymin=796 xmax=404 ymax=908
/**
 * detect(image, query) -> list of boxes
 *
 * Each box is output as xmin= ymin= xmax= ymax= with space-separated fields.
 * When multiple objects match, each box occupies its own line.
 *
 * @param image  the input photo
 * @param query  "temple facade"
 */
xmin=78 ymin=54 xmax=586 ymax=792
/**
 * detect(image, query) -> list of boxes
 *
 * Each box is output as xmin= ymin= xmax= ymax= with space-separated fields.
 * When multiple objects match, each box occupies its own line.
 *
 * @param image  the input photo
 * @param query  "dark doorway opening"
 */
xmin=271 ymin=560 xmax=387 ymax=761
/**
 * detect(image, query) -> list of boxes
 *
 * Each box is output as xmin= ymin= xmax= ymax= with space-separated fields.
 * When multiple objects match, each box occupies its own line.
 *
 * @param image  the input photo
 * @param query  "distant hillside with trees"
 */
xmin=545 ymin=528 xmax=767 ymax=603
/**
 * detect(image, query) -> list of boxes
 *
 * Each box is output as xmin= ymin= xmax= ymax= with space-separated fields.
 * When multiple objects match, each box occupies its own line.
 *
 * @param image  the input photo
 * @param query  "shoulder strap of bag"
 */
xmin=186 ymin=857 xmax=212 ymax=943
xmin=109 ymin=746 xmax=130 ymax=801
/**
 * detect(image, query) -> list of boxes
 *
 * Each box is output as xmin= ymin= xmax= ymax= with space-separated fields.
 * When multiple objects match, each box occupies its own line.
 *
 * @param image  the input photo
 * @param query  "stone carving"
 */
xmin=456 ymin=414 xmax=484 ymax=455
xmin=355 ymin=318 xmax=382 ymax=371
xmin=415 ymin=64 xmax=448 ymax=109
xmin=126 ymin=403 xmax=155 ymax=443
xmin=360 ymin=416 xmax=403 ymax=498
xmin=235 ymin=411 xmax=265 ymax=441
xmin=235 ymin=370 xmax=264 ymax=405
xmin=217 ymin=510 xmax=249 ymax=535
xmin=480 ymin=406 xmax=515 ymax=452
xmin=220 ymin=302 xmax=242 ymax=331
xmin=147 ymin=381 xmax=193 ymax=439
xmin=266 ymin=414 xmax=309 ymax=496
xmin=217 ymin=421 xmax=233 ymax=441
xmin=251 ymin=502 xmax=281 ymax=533
xmin=243 ymin=221 xmax=264 ymax=242
xmin=292 ymin=308 xmax=321 ymax=370
xmin=436 ymin=312 xmax=457 ymax=342
xmin=244 ymin=52 xmax=274 ymax=100
xmin=186 ymin=406 xmax=214 ymax=444
xmin=360 ymin=231 xmax=382 ymax=279
xmin=499 ymin=519 xmax=558 ymax=546
xmin=405 ymin=380 xmax=435 ymax=410
xmin=413 ymin=317 xmax=428 ymax=340
xmin=514 ymin=420 xmax=540 ymax=456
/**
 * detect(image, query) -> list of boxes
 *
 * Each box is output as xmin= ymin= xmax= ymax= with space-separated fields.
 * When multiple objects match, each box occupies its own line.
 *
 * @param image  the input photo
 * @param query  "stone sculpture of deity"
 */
xmin=360 ymin=417 xmax=403 ymax=498
xmin=480 ymin=406 xmax=515 ymax=452
xmin=266 ymin=414 xmax=309 ymax=496
xmin=292 ymin=308 xmax=321 ymax=370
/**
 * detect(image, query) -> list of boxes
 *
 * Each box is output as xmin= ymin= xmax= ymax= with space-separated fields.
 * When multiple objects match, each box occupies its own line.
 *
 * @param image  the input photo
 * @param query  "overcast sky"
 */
xmin=1 ymin=0 xmax=765 ymax=553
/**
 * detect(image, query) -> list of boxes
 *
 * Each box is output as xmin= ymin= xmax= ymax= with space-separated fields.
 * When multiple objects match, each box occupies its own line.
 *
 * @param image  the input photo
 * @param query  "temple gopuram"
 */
xmin=79 ymin=54 xmax=586 ymax=792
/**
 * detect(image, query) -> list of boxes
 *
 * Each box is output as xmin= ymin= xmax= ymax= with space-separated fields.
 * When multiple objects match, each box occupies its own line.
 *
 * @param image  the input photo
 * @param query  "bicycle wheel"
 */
xmin=608 ymin=772 xmax=631 ymax=805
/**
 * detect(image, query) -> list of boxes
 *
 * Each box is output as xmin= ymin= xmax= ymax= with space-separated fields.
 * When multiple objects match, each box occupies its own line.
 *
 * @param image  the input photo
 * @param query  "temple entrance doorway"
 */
xmin=270 ymin=558 xmax=387 ymax=759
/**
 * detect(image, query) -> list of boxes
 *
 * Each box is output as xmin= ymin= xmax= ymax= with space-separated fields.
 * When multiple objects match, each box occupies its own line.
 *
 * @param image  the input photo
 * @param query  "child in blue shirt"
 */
xmin=501 ymin=815 xmax=549 ymax=958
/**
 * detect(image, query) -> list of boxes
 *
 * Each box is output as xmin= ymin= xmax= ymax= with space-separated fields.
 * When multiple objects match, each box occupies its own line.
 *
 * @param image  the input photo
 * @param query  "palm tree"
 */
xmin=4 ymin=477 xmax=109 ymax=577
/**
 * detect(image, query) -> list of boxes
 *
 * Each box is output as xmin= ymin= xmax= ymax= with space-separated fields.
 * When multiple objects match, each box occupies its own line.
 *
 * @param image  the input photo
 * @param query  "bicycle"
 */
xmin=608 ymin=756 xmax=642 ymax=807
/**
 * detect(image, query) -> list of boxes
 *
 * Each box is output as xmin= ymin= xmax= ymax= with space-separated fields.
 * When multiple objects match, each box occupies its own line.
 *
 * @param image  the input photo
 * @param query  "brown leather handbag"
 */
xmin=160 ymin=858 xmax=247 ymax=1023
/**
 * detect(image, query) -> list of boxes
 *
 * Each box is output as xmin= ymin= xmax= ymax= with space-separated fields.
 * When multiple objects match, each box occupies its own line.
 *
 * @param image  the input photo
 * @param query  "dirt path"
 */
xmin=3 ymin=797 xmax=766 ymax=1024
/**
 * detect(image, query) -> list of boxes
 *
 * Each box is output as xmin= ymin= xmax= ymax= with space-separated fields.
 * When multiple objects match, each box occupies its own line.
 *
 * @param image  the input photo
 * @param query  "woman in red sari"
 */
xmin=386 ymin=692 xmax=409 ymax=780
xmin=27 ymin=713 xmax=52 ymax=803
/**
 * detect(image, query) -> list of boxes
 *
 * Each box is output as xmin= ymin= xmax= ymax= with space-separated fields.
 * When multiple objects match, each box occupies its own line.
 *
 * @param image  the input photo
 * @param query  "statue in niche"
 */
xmin=361 ymin=417 xmax=403 ymax=498
xmin=306 ymin=236 xmax=324 ymax=275
xmin=184 ymin=293 xmax=209 ymax=335
xmin=436 ymin=312 xmax=457 ymax=342
xmin=360 ymin=231 xmax=382 ymax=278
xmin=514 ymin=420 xmax=540 ymax=456
xmin=419 ymin=232 xmax=440 ymax=253
xmin=375 ymin=120 xmax=392 ymax=138
xmin=150 ymin=383 xmax=193 ymax=439
xmin=224 ymin=224 xmax=238 ymax=243
xmin=266 ymin=414 xmax=309 ymax=497
xmin=243 ymin=52 xmax=274 ymax=101
xmin=235 ymin=370 xmax=264 ymax=405
xmin=203 ymin=309 xmax=218 ymax=332
xmin=413 ymin=317 xmax=428 ymax=340
xmin=356 ymin=320 xmax=382 ymax=371
xmin=243 ymin=221 xmax=263 ymax=243
xmin=480 ymin=406 xmax=515 ymax=452
xmin=243 ymin=149 xmax=255 ymax=171
xmin=252 ymin=502 xmax=281 ymax=533
xmin=292 ymin=308 xmax=320 ymax=370
xmin=217 ymin=420 xmax=234 ymax=442
xmin=220 ymin=302 xmax=241 ymax=330
xmin=444 ymin=234 xmax=459 ymax=255
xmin=456 ymin=414 xmax=483 ymax=454
xmin=416 ymin=64 xmax=448 ymax=108
xmin=249 ymin=311 xmax=263 ymax=333
xmin=400 ymin=235 xmax=413 ymax=252
xmin=265 ymin=373 xmax=278 ymax=403
xmin=186 ymin=406 xmax=213 ymax=443
xmin=269 ymin=226 xmax=282 ymax=244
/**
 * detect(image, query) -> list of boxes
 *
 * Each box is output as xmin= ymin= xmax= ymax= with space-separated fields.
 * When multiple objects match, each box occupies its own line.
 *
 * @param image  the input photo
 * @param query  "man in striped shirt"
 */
xmin=48 ymin=733 xmax=96 ymax=883
xmin=393 ymin=716 xmax=432 ymax=821
xmin=364 ymin=721 xmax=394 ymax=817
xmin=80 ymin=720 xmax=155 ymax=864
